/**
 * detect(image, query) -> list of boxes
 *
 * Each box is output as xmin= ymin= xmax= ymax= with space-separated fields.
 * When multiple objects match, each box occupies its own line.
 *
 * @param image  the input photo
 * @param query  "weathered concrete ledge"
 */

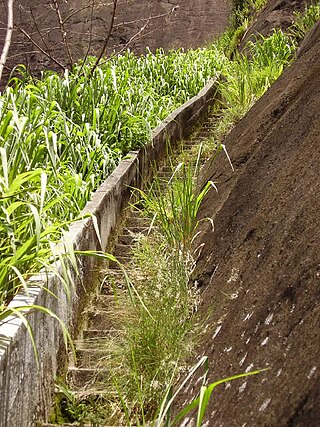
xmin=0 ymin=78 xmax=218 ymax=427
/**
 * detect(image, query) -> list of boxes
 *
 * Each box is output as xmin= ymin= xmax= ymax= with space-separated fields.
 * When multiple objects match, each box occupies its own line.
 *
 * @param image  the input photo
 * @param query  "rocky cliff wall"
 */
xmin=0 ymin=0 xmax=230 ymax=82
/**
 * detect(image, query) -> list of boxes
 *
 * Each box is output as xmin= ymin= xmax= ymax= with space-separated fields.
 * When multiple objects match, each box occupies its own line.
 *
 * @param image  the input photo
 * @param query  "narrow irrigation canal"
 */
xmin=42 ymin=116 xmax=217 ymax=426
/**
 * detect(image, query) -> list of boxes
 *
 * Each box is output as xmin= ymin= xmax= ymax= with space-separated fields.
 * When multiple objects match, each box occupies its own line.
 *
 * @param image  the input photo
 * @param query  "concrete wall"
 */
xmin=0 ymin=78 xmax=217 ymax=427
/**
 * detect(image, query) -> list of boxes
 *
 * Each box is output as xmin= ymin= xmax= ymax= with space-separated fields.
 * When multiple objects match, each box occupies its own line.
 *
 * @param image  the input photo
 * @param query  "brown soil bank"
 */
xmin=190 ymin=25 xmax=320 ymax=427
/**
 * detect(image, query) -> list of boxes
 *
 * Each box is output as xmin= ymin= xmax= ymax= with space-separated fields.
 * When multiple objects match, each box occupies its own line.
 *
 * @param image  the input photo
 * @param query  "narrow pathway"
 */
xmin=42 ymin=115 xmax=217 ymax=427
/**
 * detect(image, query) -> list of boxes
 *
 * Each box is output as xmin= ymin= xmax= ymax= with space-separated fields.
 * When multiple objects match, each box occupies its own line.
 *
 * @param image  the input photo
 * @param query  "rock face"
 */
xmin=240 ymin=0 xmax=311 ymax=44
xmin=0 ymin=0 xmax=231 ymax=83
xmin=188 ymin=23 xmax=320 ymax=427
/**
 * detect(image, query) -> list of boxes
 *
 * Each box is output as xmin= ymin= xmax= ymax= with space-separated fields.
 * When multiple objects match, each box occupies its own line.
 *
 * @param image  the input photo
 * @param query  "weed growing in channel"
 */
xmin=55 ymin=150 xmax=216 ymax=426
xmin=104 ymin=158 xmax=213 ymax=424
xmin=209 ymin=29 xmax=296 ymax=146
xmin=133 ymin=153 xmax=216 ymax=255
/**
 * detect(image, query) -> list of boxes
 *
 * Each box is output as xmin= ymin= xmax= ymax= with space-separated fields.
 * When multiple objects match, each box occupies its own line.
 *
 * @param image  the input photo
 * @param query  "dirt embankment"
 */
xmin=184 ymin=18 xmax=320 ymax=427
xmin=0 ymin=0 xmax=231 ymax=83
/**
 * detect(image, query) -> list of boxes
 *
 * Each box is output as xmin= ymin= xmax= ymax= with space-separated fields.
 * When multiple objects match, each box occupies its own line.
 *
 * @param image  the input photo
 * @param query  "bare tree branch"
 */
xmin=1 ymin=0 xmax=182 ymax=83
xmin=30 ymin=6 xmax=52 ymax=57
xmin=113 ymin=5 xmax=180 ymax=29
xmin=102 ymin=5 xmax=180 ymax=61
xmin=14 ymin=23 xmax=66 ymax=71
xmin=113 ymin=22 xmax=149 ymax=57
xmin=89 ymin=0 xmax=118 ymax=77
xmin=0 ymin=0 xmax=14 ymax=83
xmin=62 ymin=4 xmax=93 ymax=25
xmin=51 ymin=0 xmax=73 ymax=68
xmin=83 ymin=0 xmax=95 ymax=65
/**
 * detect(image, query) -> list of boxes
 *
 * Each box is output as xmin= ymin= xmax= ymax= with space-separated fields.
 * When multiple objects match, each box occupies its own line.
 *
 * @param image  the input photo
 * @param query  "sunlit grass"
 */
xmin=0 ymin=49 xmax=222 ymax=306
xmin=289 ymin=1 xmax=320 ymax=41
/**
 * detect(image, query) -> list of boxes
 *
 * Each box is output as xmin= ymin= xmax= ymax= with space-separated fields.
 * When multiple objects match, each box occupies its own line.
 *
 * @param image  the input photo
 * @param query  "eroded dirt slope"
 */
xmin=186 ymin=25 xmax=320 ymax=427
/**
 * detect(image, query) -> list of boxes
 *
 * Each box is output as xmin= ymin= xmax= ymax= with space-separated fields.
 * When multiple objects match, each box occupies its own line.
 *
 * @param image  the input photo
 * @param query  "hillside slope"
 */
xmin=189 ymin=23 xmax=320 ymax=427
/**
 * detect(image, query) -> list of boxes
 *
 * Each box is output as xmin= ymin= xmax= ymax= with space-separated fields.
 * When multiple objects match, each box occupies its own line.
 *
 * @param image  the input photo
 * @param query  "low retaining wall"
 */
xmin=0 ymin=79 xmax=218 ymax=427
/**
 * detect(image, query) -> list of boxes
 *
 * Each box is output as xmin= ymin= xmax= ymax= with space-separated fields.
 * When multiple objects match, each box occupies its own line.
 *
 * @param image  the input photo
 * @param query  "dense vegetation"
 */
xmin=48 ymin=1 xmax=320 ymax=425
xmin=1 ymin=0 xmax=320 ymax=424
xmin=0 ymin=49 xmax=222 ymax=307
xmin=0 ymin=25 xmax=300 ymax=307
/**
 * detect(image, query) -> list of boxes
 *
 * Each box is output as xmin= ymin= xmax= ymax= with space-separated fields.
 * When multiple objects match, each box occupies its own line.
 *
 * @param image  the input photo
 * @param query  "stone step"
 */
xmin=180 ymin=142 xmax=198 ymax=148
xmin=121 ymin=225 xmax=152 ymax=235
xmin=113 ymin=243 xmax=133 ymax=258
xmin=86 ymin=308 xmax=117 ymax=331
xmin=157 ymin=168 xmax=174 ymax=176
xmin=153 ymin=180 xmax=170 ymax=191
xmin=85 ymin=296 xmax=125 ymax=334
xmin=43 ymin=423 xmax=136 ymax=427
xmin=125 ymin=216 xmax=151 ymax=227
xmin=197 ymin=129 xmax=213 ymax=137
xmin=156 ymin=174 xmax=172 ymax=182
xmin=100 ymin=270 xmax=126 ymax=293
xmin=159 ymin=165 xmax=176 ymax=173
xmin=82 ymin=328 xmax=115 ymax=341
xmin=108 ymin=256 xmax=131 ymax=269
xmin=117 ymin=233 xmax=135 ymax=245
xmin=67 ymin=367 xmax=109 ymax=389
xmin=76 ymin=326 xmax=120 ymax=349
xmin=74 ymin=348 xmax=109 ymax=368
xmin=91 ymin=295 xmax=115 ymax=309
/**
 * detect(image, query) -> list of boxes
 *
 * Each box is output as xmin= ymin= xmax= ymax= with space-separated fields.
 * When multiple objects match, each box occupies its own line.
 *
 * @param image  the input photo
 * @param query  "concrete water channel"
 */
xmin=42 ymin=117 xmax=218 ymax=426
xmin=0 ymin=80 xmax=220 ymax=427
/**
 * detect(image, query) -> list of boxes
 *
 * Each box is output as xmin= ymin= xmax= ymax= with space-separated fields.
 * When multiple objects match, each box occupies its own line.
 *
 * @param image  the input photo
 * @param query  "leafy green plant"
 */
xmin=231 ymin=0 xmax=267 ymax=28
xmin=155 ymin=356 xmax=268 ymax=427
xmin=212 ymin=30 xmax=295 ymax=143
xmin=289 ymin=1 xmax=320 ymax=42
xmin=53 ymin=379 xmax=105 ymax=425
xmin=112 ymin=355 xmax=268 ymax=426
xmin=132 ymin=152 xmax=216 ymax=255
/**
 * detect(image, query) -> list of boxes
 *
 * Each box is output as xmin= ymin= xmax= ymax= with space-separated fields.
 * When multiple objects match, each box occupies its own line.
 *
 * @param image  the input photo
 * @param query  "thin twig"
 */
xmin=83 ymin=0 xmax=95 ymax=66
xmin=29 ymin=6 xmax=52 ymax=57
xmin=14 ymin=23 xmax=66 ymax=70
xmin=113 ymin=22 xmax=149 ymax=57
xmin=89 ymin=0 xmax=118 ymax=77
xmin=113 ymin=5 xmax=180 ymax=56
xmin=0 ymin=0 xmax=14 ymax=83
xmin=113 ymin=6 xmax=180 ymax=29
xmin=62 ymin=4 xmax=92 ymax=25
xmin=51 ymin=0 xmax=73 ymax=68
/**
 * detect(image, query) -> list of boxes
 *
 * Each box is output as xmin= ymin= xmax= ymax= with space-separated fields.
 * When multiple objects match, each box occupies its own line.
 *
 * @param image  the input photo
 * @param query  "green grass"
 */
xmin=289 ymin=1 xmax=320 ymax=41
xmin=102 ymin=157 xmax=211 ymax=424
xmin=230 ymin=0 xmax=267 ymax=34
xmin=0 ymin=49 xmax=223 ymax=306
xmin=133 ymin=155 xmax=216 ymax=254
